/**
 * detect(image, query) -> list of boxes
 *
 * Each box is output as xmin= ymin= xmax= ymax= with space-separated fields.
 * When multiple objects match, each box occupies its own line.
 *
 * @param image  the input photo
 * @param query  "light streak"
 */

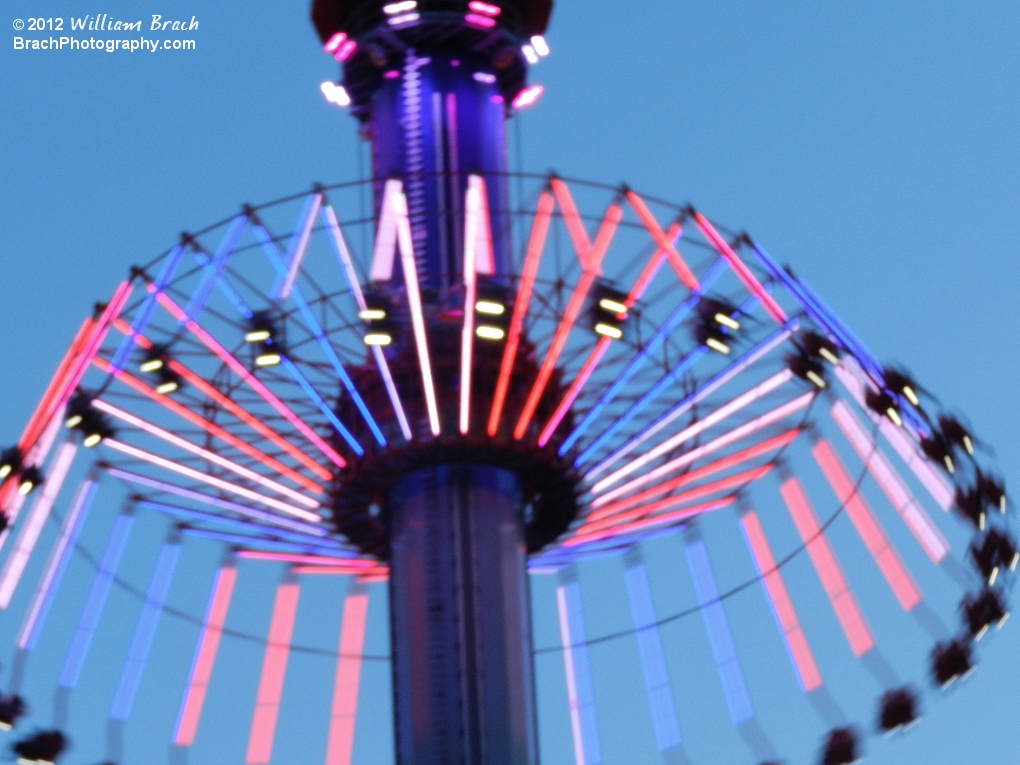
xmin=625 ymin=191 xmax=698 ymax=289
xmin=563 ymin=497 xmax=734 ymax=547
xmin=325 ymin=580 xmax=369 ymax=765
xmin=184 ymin=215 xmax=248 ymax=323
xmin=739 ymin=510 xmax=822 ymax=691
xmin=235 ymin=551 xmax=375 ymax=566
xmin=556 ymin=574 xmax=602 ymax=765
xmin=779 ymin=477 xmax=874 ymax=657
xmin=488 ymin=191 xmax=553 ymax=435
xmin=460 ymin=177 xmax=482 ymax=434
xmin=276 ymin=193 xmax=322 ymax=300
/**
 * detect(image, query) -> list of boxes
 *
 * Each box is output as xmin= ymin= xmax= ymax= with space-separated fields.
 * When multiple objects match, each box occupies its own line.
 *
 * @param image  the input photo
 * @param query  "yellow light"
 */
xmin=963 ymin=435 xmax=974 ymax=455
xmin=598 ymin=298 xmax=628 ymax=316
xmin=714 ymin=313 xmax=740 ymax=331
xmin=475 ymin=300 xmax=506 ymax=316
xmin=819 ymin=347 xmax=839 ymax=365
xmin=255 ymin=353 xmax=282 ymax=367
xmin=0 ymin=465 xmax=10 ymax=480
xmin=885 ymin=407 xmax=902 ymax=427
xmin=476 ymin=325 xmax=506 ymax=341
xmin=806 ymin=370 xmax=827 ymax=389
xmin=989 ymin=565 xmax=998 ymax=586
xmin=0 ymin=721 xmax=9 ymax=731
xmin=594 ymin=322 xmax=623 ymax=339
xmin=83 ymin=433 xmax=102 ymax=448
xmin=156 ymin=380 xmax=179 ymax=395
xmin=1001 ymin=495 xmax=1008 ymax=514
xmin=705 ymin=337 xmax=731 ymax=355
xmin=65 ymin=414 xmax=83 ymax=429
xmin=943 ymin=455 xmax=954 ymax=474
xmin=358 ymin=308 xmax=387 ymax=321
xmin=363 ymin=332 xmax=392 ymax=346
xmin=979 ymin=512 xmax=986 ymax=531
xmin=18 ymin=480 xmax=34 ymax=496
xmin=244 ymin=329 xmax=272 ymax=343
xmin=976 ymin=624 xmax=989 ymax=642
xmin=139 ymin=358 xmax=164 ymax=373
xmin=1011 ymin=552 xmax=1019 ymax=571
xmin=902 ymin=385 xmax=920 ymax=407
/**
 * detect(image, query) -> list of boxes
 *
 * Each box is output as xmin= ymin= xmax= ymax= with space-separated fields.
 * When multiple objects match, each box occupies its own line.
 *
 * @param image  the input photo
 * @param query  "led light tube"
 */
xmin=275 ymin=193 xmax=322 ymax=300
xmin=184 ymin=215 xmax=248 ymax=324
xmin=281 ymin=357 xmax=364 ymax=456
xmin=625 ymin=190 xmax=698 ymax=289
xmin=460 ymin=179 xmax=482 ymax=434
xmin=326 ymin=580 xmax=369 ymax=765
xmin=236 ymin=550 xmax=374 ymax=566
xmin=564 ymin=497 xmax=734 ymax=547
xmin=556 ymin=574 xmax=602 ymax=765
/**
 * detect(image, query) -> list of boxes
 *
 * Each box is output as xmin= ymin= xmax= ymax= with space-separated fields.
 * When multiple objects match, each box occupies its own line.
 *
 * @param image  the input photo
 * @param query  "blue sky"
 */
xmin=1 ymin=1 xmax=1018 ymax=764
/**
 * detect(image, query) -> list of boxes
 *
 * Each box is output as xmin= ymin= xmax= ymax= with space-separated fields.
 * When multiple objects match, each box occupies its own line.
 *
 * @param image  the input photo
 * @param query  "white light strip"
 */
xmin=588 ymin=325 xmax=796 ymax=480
xmin=593 ymin=391 xmax=813 ymax=508
xmin=322 ymin=204 xmax=412 ymax=442
xmin=592 ymin=369 xmax=794 ymax=494
xmin=830 ymin=400 xmax=949 ymax=564
xmin=104 ymin=439 xmax=321 ymax=523
xmin=370 ymin=182 xmax=400 ymax=281
xmin=92 ymin=399 xmax=319 ymax=510
xmin=0 ymin=442 xmax=78 ymax=609
xmin=460 ymin=178 xmax=482 ymax=434
xmin=277 ymin=193 xmax=323 ymax=300
xmin=393 ymin=183 xmax=441 ymax=435
xmin=834 ymin=360 xmax=953 ymax=510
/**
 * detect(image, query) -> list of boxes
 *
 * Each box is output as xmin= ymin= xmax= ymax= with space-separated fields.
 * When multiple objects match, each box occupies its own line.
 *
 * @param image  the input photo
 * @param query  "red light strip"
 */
xmin=155 ymin=291 xmax=347 ymax=469
xmin=812 ymin=439 xmax=921 ymax=611
xmin=514 ymin=202 xmax=623 ymax=440
xmin=325 ymin=581 xmax=370 ymax=765
xmin=92 ymin=357 xmax=325 ymax=493
xmin=779 ymin=477 xmax=874 ymax=657
xmin=563 ymin=497 xmax=733 ymax=547
xmin=739 ymin=510 xmax=822 ymax=692
xmin=625 ymin=191 xmax=698 ymax=289
xmin=690 ymin=212 xmax=786 ymax=324
xmin=236 ymin=551 xmax=377 ymax=567
xmin=292 ymin=565 xmax=389 ymax=577
xmin=173 ymin=563 xmax=238 ymax=747
xmin=245 ymin=578 xmax=300 ymax=765
xmin=536 ymin=222 xmax=682 ymax=447
xmin=550 ymin=178 xmax=599 ymax=272
xmin=588 ymin=430 xmax=799 ymax=522
xmin=574 ymin=464 xmax=772 ymax=539
xmin=487 ymin=191 xmax=554 ymax=435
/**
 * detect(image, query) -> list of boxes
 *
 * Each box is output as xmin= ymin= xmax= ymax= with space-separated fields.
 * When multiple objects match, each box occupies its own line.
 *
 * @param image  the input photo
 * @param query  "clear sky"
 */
xmin=2 ymin=1 xmax=1018 ymax=764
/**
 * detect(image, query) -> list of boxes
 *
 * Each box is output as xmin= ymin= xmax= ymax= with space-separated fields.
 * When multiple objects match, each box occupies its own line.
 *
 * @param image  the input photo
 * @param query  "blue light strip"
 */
xmin=557 ymin=572 xmax=602 ymax=765
xmin=109 ymin=537 xmax=182 ymax=721
xmin=252 ymin=224 xmax=386 ymax=447
xmin=281 ymin=357 xmax=363 ymax=455
xmin=559 ymin=258 xmax=729 ymax=457
xmin=109 ymin=244 xmax=187 ymax=375
xmin=19 ymin=480 xmax=100 ymax=652
xmin=136 ymin=501 xmax=348 ymax=551
xmin=184 ymin=215 xmax=249 ymax=323
xmin=622 ymin=558 xmax=683 ymax=751
xmin=179 ymin=527 xmax=357 ymax=558
xmin=59 ymin=511 xmax=135 ymax=689
xmin=106 ymin=467 xmax=327 ymax=537
xmin=684 ymin=539 xmax=754 ymax=725
xmin=192 ymin=251 xmax=253 ymax=320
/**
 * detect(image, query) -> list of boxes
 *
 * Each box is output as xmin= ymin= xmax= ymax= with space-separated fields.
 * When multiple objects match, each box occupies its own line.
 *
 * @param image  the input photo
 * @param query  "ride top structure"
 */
xmin=0 ymin=2 xmax=1013 ymax=765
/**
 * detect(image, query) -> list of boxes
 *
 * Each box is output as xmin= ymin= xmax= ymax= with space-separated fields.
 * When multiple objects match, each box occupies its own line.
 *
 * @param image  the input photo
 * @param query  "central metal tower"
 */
xmin=311 ymin=3 xmax=557 ymax=764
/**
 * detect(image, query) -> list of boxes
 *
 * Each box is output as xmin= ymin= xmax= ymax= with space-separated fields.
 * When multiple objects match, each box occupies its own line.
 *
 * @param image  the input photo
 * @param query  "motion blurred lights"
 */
xmin=938 ymin=415 xmax=975 ymax=456
xmin=877 ymin=687 xmax=919 ymax=734
xmin=0 ymin=694 xmax=26 ymax=731
xmin=820 ymin=727 xmax=860 ymax=765
xmin=388 ymin=12 xmax=420 ymax=27
xmin=473 ymin=72 xmax=497 ymax=84
xmin=382 ymin=0 xmax=416 ymax=13
xmin=883 ymin=369 xmax=922 ymax=408
xmin=530 ymin=35 xmax=550 ymax=56
xmin=335 ymin=39 xmax=357 ymax=61
xmin=12 ymin=729 xmax=68 ymax=764
xmin=801 ymin=331 xmax=840 ymax=366
xmin=512 ymin=84 xmax=543 ymax=109
xmin=64 ymin=396 xmax=114 ymax=447
xmin=320 ymin=81 xmax=352 ymax=108
xmin=521 ymin=44 xmax=539 ymax=64
xmin=967 ymin=529 xmax=1018 ymax=584
xmin=246 ymin=311 xmax=283 ymax=367
xmin=931 ymin=639 xmax=974 ymax=688
xmin=17 ymin=466 xmax=43 ymax=496
xmin=865 ymin=389 xmax=902 ymax=427
xmin=323 ymin=31 xmax=346 ymax=54
xmin=963 ymin=589 xmax=1009 ymax=640
xmin=476 ymin=325 xmax=506 ymax=341
xmin=0 ymin=447 xmax=20 ymax=480
xmin=360 ymin=291 xmax=394 ymax=346
xmin=468 ymin=1 xmax=501 ymax=15
xmin=591 ymin=282 xmax=628 ymax=340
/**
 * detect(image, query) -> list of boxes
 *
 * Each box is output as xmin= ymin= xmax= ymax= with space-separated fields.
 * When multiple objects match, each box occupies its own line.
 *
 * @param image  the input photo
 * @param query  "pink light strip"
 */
xmin=0 ymin=442 xmax=77 ymax=609
xmin=537 ymin=222 xmax=681 ymax=447
xmin=625 ymin=191 xmax=698 ymax=289
xmin=460 ymin=177 xmax=482 ymax=434
xmin=592 ymin=369 xmax=795 ymax=494
xmin=488 ymin=191 xmax=554 ymax=435
xmin=830 ymin=400 xmax=948 ymax=564
xmin=245 ymin=577 xmax=300 ymax=765
xmin=173 ymin=562 xmax=238 ymax=747
xmin=515 ymin=202 xmax=623 ymax=439
xmin=812 ymin=439 xmax=921 ymax=611
xmin=293 ymin=565 xmax=388 ymax=578
xmin=322 ymin=204 xmax=412 ymax=441
xmin=93 ymin=356 xmax=325 ymax=491
xmin=237 ymin=551 xmax=377 ymax=567
xmin=325 ymin=580 xmax=370 ymax=765
xmin=155 ymin=290 xmax=347 ymax=469
xmin=278 ymin=193 xmax=323 ymax=300
xmin=691 ymin=212 xmax=786 ymax=324
xmin=390 ymin=184 xmax=441 ymax=435
xmin=577 ymin=465 xmax=773 ymax=537
xmin=833 ymin=360 xmax=953 ymax=510
xmin=739 ymin=510 xmax=822 ymax=691
xmin=590 ymin=429 xmax=800 ymax=521
xmin=563 ymin=497 xmax=734 ymax=547
xmin=103 ymin=439 xmax=322 ymax=523
xmin=779 ymin=477 xmax=874 ymax=657
xmin=93 ymin=400 xmax=319 ymax=510
xmin=0 ymin=406 xmax=65 ymax=518
xmin=594 ymin=392 xmax=811 ymax=508
xmin=550 ymin=179 xmax=598 ymax=271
